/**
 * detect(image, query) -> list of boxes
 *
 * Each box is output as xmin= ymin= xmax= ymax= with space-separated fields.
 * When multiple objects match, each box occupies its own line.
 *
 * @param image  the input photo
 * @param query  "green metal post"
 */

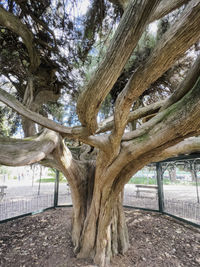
xmin=54 ymin=170 xmax=59 ymax=207
xmin=156 ymin=162 xmax=164 ymax=212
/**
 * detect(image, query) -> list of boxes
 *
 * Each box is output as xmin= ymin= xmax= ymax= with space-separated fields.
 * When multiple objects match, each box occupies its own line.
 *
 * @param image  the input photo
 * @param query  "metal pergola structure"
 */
xmin=158 ymin=153 xmax=200 ymax=206
xmin=148 ymin=153 xmax=200 ymax=227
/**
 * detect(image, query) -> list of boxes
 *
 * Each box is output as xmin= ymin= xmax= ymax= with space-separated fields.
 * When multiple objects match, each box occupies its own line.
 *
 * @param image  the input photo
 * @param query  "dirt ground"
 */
xmin=0 ymin=207 xmax=200 ymax=267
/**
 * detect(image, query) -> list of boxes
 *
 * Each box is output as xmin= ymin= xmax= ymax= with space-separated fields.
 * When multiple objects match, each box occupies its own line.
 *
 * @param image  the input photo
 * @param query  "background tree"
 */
xmin=1 ymin=0 xmax=200 ymax=266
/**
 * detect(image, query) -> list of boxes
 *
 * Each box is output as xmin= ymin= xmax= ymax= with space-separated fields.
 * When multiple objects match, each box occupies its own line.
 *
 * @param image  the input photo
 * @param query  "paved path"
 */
xmin=1 ymin=181 xmax=199 ymax=203
xmin=1 ymin=180 xmax=67 ymax=199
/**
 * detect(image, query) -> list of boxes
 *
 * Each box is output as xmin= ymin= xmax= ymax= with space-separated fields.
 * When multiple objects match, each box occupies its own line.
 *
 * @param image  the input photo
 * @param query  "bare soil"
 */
xmin=0 ymin=207 xmax=200 ymax=267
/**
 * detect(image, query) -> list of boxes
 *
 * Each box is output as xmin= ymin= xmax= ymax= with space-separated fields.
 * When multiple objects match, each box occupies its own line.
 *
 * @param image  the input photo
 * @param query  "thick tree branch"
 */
xmin=76 ymin=0 xmax=161 ymax=134
xmin=15 ymin=0 xmax=57 ymax=49
xmin=155 ymin=136 xmax=200 ymax=161
xmin=122 ymin=64 xmax=200 ymax=142
xmin=109 ymin=0 xmax=189 ymax=17
xmin=52 ymin=138 xmax=96 ymax=249
xmin=122 ymin=76 xmax=200 ymax=144
xmin=0 ymin=130 xmax=59 ymax=166
xmin=122 ymin=109 xmax=168 ymax=141
xmin=97 ymin=100 xmax=164 ymax=134
xmin=160 ymin=54 xmax=200 ymax=111
xmin=112 ymin=0 xmax=200 ymax=150
xmin=122 ymin=76 xmax=200 ymax=159
xmin=0 ymin=87 xmax=87 ymax=138
xmin=150 ymin=0 xmax=190 ymax=23
xmin=0 ymin=7 xmax=40 ymax=71
xmin=52 ymin=137 xmax=82 ymax=188
xmin=100 ymin=76 xmax=200 ymax=190
xmin=108 ymin=136 xmax=200 ymax=197
xmin=0 ymin=88 xmax=107 ymax=148
xmin=108 ymin=0 xmax=129 ymax=10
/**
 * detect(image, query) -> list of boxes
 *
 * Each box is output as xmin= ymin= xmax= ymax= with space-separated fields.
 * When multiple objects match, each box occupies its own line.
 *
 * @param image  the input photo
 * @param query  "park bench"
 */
xmin=135 ymin=184 xmax=158 ymax=198
xmin=0 ymin=185 xmax=7 ymax=201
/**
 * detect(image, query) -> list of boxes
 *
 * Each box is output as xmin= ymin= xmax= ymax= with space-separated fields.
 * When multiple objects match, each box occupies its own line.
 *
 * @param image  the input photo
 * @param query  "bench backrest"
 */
xmin=135 ymin=184 xmax=158 ymax=189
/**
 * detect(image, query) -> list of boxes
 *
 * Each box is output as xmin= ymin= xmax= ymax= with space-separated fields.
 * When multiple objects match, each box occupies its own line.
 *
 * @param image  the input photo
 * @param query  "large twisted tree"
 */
xmin=1 ymin=0 xmax=200 ymax=266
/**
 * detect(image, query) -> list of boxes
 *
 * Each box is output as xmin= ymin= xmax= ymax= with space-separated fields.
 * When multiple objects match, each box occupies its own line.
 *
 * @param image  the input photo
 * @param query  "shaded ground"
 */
xmin=0 ymin=207 xmax=200 ymax=267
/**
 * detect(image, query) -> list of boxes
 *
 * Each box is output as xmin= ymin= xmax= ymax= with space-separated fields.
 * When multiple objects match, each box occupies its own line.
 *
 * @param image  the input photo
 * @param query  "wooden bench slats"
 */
xmin=135 ymin=184 xmax=158 ymax=198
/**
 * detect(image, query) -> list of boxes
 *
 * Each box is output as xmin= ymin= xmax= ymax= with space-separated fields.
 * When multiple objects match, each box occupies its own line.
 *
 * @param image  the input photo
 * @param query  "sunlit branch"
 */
xmin=76 ymin=0 xmax=161 ymax=134
xmin=0 ymin=88 xmax=109 ymax=149
xmin=160 ymin=54 xmax=200 ymax=111
xmin=155 ymin=136 xmax=200 ymax=161
xmin=96 ymin=100 xmax=164 ymax=134
xmin=0 ymin=87 xmax=87 ymax=138
xmin=0 ymin=130 xmax=59 ymax=166
xmin=150 ymin=0 xmax=191 ymax=23
xmin=112 ymin=0 xmax=200 ymax=149
xmin=122 ymin=77 xmax=200 ymax=151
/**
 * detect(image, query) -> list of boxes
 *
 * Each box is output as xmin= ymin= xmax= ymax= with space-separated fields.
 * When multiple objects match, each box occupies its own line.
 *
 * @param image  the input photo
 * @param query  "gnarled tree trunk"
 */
xmin=71 ymin=170 xmax=129 ymax=267
xmin=1 ymin=1 xmax=200 ymax=267
xmin=168 ymin=165 xmax=176 ymax=182
xmin=53 ymin=143 xmax=129 ymax=267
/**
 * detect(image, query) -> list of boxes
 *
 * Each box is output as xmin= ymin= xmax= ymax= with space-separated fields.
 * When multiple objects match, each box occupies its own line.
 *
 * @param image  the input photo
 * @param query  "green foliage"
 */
xmin=36 ymin=178 xmax=55 ymax=183
xmin=111 ymin=29 xmax=158 ymax=103
xmin=129 ymin=176 xmax=157 ymax=185
xmin=47 ymin=168 xmax=66 ymax=182
xmin=129 ymin=176 xmax=200 ymax=186
xmin=0 ymin=0 xmax=122 ymax=133
xmin=36 ymin=177 xmax=66 ymax=183
xmin=0 ymin=166 xmax=10 ymax=175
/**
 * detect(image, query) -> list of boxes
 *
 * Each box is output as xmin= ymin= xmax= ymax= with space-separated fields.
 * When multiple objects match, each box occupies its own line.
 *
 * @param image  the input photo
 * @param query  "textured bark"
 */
xmin=109 ymin=0 xmax=189 ymax=18
xmin=77 ymin=0 xmax=160 ymax=133
xmin=75 ymin=182 xmax=129 ymax=267
xmin=112 ymin=0 xmax=200 ymax=149
xmin=0 ymin=7 xmax=40 ymax=71
xmin=160 ymin=54 xmax=200 ymax=111
xmin=0 ymin=87 xmax=88 ymax=139
xmin=0 ymin=130 xmax=59 ymax=166
xmin=51 ymin=144 xmax=129 ymax=267
xmin=168 ymin=166 xmax=177 ymax=182
xmin=21 ymin=117 xmax=37 ymax=137
xmin=93 ymin=192 xmax=129 ymax=267
xmin=97 ymin=100 xmax=164 ymax=134
xmin=1 ymin=1 xmax=200 ymax=267
xmin=150 ymin=0 xmax=190 ymax=23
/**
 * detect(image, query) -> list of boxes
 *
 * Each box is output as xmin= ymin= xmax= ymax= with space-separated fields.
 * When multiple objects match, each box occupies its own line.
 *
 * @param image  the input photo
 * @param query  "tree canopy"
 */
xmin=1 ymin=0 xmax=200 ymax=266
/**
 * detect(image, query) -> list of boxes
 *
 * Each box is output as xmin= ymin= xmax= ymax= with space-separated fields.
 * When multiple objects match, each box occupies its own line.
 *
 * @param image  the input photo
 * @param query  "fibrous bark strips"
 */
xmin=1 ymin=1 xmax=200 ymax=266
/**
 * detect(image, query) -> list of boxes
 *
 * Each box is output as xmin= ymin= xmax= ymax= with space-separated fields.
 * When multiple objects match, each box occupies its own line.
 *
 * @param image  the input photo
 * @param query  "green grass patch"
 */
xmin=129 ymin=176 xmax=157 ymax=185
xmin=36 ymin=178 xmax=55 ymax=183
xmin=36 ymin=178 xmax=66 ymax=183
xmin=129 ymin=176 xmax=200 ymax=186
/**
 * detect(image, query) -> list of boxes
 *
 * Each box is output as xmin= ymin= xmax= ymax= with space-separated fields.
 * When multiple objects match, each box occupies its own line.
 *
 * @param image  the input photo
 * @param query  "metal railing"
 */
xmin=0 ymin=194 xmax=54 ymax=221
xmin=0 ymin=162 xmax=200 ymax=228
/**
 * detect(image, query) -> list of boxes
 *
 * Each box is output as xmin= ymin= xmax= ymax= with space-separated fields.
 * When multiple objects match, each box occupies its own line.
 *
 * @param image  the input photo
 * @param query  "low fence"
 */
xmin=164 ymin=199 xmax=200 ymax=225
xmin=0 ymin=159 xmax=200 ymax=227
xmin=0 ymin=194 xmax=54 ymax=221
xmin=1 ymin=187 xmax=200 ymax=226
